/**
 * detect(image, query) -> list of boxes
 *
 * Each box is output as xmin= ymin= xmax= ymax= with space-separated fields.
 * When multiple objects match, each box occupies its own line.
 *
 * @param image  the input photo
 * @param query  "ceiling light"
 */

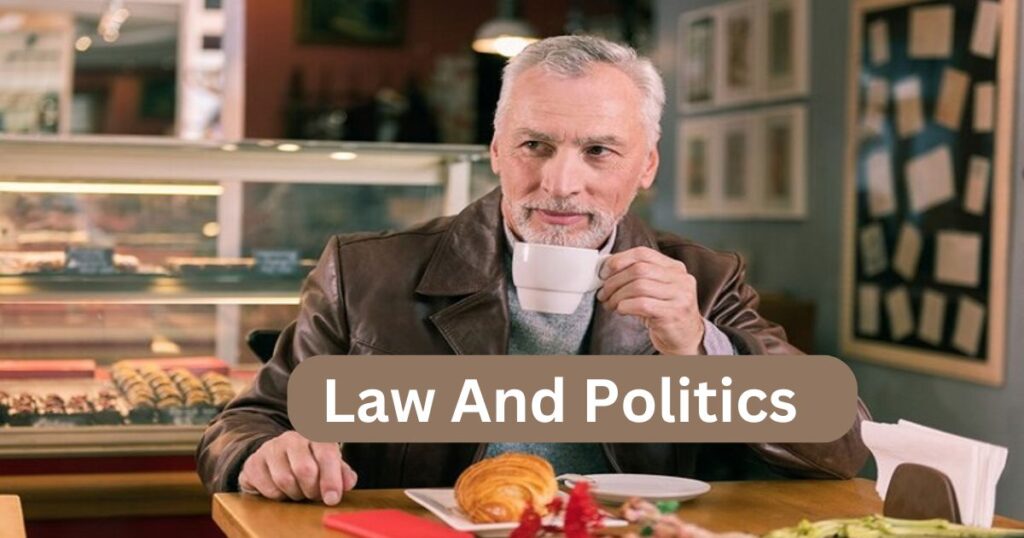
xmin=472 ymin=0 xmax=538 ymax=57
xmin=329 ymin=151 xmax=358 ymax=161
xmin=0 ymin=14 xmax=26 ymax=33
xmin=75 ymin=36 xmax=92 ymax=52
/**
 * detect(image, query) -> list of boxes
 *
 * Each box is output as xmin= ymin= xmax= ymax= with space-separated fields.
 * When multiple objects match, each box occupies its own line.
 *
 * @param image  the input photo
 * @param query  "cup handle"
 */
xmin=591 ymin=254 xmax=611 ymax=291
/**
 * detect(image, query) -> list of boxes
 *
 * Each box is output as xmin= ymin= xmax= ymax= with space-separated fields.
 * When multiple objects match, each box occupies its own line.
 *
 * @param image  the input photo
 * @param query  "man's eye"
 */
xmin=521 ymin=141 xmax=551 ymax=155
xmin=585 ymin=146 xmax=611 ymax=157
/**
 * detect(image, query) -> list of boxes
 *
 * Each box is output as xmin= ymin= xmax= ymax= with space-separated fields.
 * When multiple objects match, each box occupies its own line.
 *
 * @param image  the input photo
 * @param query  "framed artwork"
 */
xmin=716 ymin=0 xmax=760 ymax=106
xmin=296 ymin=0 xmax=405 ymax=45
xmin=678 ymin=0 xmax=808 ymax=112
xmin=678 ymin=7 xmax=717 ymax=111
xmin=676 ymin=105 xmax=806 ymax=220
xmin=719 ymin=112 xmax=755 ymax=211
xmin=675 ymin=116 xmax=719 ymax=217
xmin=761 ymin=105 xmax=807 ymax=216
xmin=840 ymin=0 xmax=1017 ymax=385
xmin=764 ymin=0 xmax=809 ymax=98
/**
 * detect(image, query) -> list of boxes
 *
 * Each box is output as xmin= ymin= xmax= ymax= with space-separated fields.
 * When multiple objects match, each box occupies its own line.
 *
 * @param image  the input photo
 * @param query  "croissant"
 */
xmin=454 ymin=452 xmax=558 ymax=523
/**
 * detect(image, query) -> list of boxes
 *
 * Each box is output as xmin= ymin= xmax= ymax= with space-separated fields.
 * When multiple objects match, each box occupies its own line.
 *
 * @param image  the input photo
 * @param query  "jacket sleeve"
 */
xmin=196 ymin=236 xmax=351 ymax=493
xmin=705 ymin=252 xmax=872 ymax=480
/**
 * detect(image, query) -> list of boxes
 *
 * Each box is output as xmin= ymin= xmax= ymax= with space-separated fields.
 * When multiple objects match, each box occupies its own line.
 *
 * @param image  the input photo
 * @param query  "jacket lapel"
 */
xmin=586 ymin=213 xmax=661 ymax=356
xmin=415 ymin=189 xmax=509 ymax=355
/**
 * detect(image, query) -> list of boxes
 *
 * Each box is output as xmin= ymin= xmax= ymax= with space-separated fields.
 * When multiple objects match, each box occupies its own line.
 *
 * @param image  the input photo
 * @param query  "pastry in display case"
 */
xmin=0 ymin=135 xmax=495 ymax=457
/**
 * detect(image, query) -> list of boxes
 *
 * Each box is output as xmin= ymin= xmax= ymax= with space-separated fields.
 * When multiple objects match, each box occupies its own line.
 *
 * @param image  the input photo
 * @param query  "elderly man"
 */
xmin=197 ymin=35 xmax=868 ymax=506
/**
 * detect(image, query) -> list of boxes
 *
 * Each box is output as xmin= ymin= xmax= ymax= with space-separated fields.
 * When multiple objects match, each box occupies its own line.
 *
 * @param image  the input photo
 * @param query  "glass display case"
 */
xmin=0 ymin=134 xmax=494 ymax=456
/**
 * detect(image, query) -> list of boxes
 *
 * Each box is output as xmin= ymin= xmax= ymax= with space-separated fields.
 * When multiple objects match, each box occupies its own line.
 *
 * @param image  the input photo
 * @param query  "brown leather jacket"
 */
xmin=197 ymin=188 xmax=870 ymax=493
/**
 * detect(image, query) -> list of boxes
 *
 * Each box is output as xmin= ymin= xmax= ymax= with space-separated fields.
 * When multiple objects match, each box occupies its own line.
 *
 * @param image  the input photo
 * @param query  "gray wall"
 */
xmin=653 ymin=0 xmax=1024 ymax=518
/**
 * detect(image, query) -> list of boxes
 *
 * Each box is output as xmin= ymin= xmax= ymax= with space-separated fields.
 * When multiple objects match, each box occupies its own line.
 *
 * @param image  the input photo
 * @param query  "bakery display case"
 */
xmin=0 ymin=134 xmax=495 ymax=457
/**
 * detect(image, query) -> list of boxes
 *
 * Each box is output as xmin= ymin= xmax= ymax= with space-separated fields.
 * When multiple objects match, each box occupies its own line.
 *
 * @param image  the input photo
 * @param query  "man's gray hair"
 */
xmin=493 ymin=35 xmax=666 ymax=146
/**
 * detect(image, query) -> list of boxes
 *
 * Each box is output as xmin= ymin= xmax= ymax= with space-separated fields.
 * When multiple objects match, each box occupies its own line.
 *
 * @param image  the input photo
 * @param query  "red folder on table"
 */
xmin=323 ymin=509 xmax=472 ymax=538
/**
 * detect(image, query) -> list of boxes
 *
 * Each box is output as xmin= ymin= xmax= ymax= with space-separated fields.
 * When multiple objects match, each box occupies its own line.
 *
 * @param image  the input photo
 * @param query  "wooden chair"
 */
xmin=883 ymin=463 xmax=961 ymax=523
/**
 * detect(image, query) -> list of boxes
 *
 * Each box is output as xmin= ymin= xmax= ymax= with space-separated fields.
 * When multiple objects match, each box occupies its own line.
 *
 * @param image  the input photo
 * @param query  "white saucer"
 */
xmin=560 ymin=473 xmax=711 ymax=503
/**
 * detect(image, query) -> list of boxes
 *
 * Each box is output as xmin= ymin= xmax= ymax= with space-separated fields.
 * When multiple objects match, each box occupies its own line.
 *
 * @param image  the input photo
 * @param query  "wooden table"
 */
xmin=213 ymin=479 xmax=1024 ymax=537
xmin=0 ymin=495 xmax=26 ymax=538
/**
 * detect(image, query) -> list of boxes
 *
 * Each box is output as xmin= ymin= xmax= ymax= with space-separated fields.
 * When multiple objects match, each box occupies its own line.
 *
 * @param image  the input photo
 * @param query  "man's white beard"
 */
xmin=508 ymin=196 xmax=627 ymax=249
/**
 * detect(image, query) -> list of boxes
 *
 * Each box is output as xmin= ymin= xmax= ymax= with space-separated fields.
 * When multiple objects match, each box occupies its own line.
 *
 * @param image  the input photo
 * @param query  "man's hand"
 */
xmin=596 ymin=247 xmax=705 ymax=355
xmin=238 ymin=431 xmax=357 ymax=505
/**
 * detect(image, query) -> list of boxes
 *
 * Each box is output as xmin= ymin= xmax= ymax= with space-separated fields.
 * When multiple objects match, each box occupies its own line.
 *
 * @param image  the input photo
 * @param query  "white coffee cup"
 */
xmin=512 ymin=242 xmax=609 ymax=315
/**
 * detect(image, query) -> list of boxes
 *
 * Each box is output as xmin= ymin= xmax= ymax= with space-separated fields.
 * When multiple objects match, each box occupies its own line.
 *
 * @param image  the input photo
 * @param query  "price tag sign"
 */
xmin=254 ymin=249 xmax=299 ymax=276
xmin=65 ymin=247 xmax=115 ymax=275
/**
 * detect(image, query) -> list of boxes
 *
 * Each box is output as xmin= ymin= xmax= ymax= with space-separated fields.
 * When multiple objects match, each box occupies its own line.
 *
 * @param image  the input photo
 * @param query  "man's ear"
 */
xmin=490 ymin=138 xmax=500 ymax=176
xmin=640 ymin=146 xmax=660 ymax=189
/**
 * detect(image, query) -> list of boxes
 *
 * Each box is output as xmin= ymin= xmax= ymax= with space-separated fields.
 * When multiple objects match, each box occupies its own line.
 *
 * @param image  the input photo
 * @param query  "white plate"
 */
xmin=405 ymin=488 xmax=627 ymax=538
xmin=561 ymin=474 xmax=711 ymax=503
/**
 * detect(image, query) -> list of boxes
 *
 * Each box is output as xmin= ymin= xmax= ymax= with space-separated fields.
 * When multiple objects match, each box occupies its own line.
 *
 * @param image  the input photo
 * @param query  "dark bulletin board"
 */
xmin=841 ymin=0 xmax=1015 ymax=385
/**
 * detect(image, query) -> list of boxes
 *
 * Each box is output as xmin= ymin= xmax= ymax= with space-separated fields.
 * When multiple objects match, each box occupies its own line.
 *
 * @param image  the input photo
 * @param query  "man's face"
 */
xmin=491 ymin=64 xmax=659 ymax=249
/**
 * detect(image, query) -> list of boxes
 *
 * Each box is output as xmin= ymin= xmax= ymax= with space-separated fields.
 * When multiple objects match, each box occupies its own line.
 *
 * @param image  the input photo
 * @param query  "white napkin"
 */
xmin=861 ymin=419 xmax=1008 ymax=527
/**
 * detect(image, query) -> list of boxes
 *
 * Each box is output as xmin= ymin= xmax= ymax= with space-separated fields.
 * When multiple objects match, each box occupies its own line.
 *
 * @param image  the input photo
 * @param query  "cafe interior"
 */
xmin=0 ymin=0 xmax=1021 ymax=536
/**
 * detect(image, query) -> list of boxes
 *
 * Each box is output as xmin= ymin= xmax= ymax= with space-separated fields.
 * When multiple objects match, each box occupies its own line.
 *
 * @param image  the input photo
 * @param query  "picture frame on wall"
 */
xmin=719 ymin=112 xmax=756 ymax=211
xmin=678 ymin=7 xmax=717 ymax=112
xmin=675 ymin=116 xmax=719 ymax=217
xmin=677 ymin=0 xmax=808 ymax=112
xmin=716 ymin=0 xmax=761 ymax=106
xmin=764 ymin=0 xmax=809 ymax=98
xmin=296 ymin=0 xmax=405 ymax=45
xmin=761 ymin=105 xmax=807 ymax=216
xmin=840 ymin=0 xmax=1018 ymax=386
xmin=675 ymin=105 xmax=806 ymax=221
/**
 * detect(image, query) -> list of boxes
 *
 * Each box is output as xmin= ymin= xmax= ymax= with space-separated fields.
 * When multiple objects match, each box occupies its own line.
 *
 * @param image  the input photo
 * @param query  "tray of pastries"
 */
xmin=0 ymin=360 xmax=241 ymax=428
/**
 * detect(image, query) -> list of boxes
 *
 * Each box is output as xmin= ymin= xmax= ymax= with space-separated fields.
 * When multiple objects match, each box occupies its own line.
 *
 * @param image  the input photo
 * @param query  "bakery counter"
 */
xmin=0 ymin=358 xmax=255 ymax=458
xmin=0 ymin=272 xmax=306 ymax=305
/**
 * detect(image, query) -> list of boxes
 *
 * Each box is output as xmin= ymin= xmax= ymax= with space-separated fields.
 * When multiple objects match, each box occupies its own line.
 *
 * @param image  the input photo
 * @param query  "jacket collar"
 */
xmin=415 ymin=188 xmax=506 ymax=297
xmin=415 ymin=187 xmax=661 ymax=356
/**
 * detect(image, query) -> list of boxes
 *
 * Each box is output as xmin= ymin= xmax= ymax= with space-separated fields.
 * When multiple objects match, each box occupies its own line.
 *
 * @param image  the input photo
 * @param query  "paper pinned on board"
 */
xmin=859 ymin=284 xmax=881 ymax=336
xmin=892 ymin=222 xmax=922 ymax=281
xmin=870 ymin=19 xmax=890 ymax=65
xmin=974 ymin=82 xmax=995 ymax=133
xmin=964 ymin=156 xmax=992 ymax=216
xmin=935 ymin=68 xmax=970 ymax=131
xmin=894 ymin=77 xmax=925 ymax=137
xmin=935 ymin=230 xmax=982 ymax=287
xmin=906 ymin=145 xmax=955 ymax=213
xmin=866 ymin=149 xmax=895 ymax=217
xmin=953 ymin=296 xmax=986 ymax=356
xmin=917 ymin=289 xmax=947 ymax=346
xmin=885 ymin=286 xmax=914 ymax=341
xmin=863 ymin=77 xmax=889 ymax=135
xmin=860 ymin=223 xmax=889 ymax=277
xmin=909 ymin=5 xmax=954 ymax=58
xmin=970 ymin=0 xmax=1002 ymax=59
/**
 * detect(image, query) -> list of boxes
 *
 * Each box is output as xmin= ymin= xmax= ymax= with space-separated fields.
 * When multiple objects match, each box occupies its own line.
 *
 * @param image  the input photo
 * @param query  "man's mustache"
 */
xmin=520 ymin=198 xmax=598 ymax=216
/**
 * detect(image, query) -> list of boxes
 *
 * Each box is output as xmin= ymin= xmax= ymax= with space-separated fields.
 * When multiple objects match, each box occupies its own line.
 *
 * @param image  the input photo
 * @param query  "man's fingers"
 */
xmin=341 ymin=459 xmax=359 ymax=492
xmin=311 ymin=442 xmax=344 ymax=505
xmin=286 ymin=441 xmax=322 ymax=500
xmin=604 ymin=279 xmax=677 ymax=311
xmin=615 ymin=296 xmax=671 ymax=321
xmin=242 ymin=458 xmax=286 ymax=501
xmin=600 ymin=247 xmax=683 ymax=278
xmin=267 ymin=447 xmax=305 ymax=501
xmin=598 ymin=261 xmax=677 ymax=303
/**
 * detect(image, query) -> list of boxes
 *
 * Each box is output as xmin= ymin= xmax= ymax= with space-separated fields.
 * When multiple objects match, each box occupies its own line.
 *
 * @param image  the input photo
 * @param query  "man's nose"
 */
xmin=539 ymin=151 xmax=586 ymax=197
